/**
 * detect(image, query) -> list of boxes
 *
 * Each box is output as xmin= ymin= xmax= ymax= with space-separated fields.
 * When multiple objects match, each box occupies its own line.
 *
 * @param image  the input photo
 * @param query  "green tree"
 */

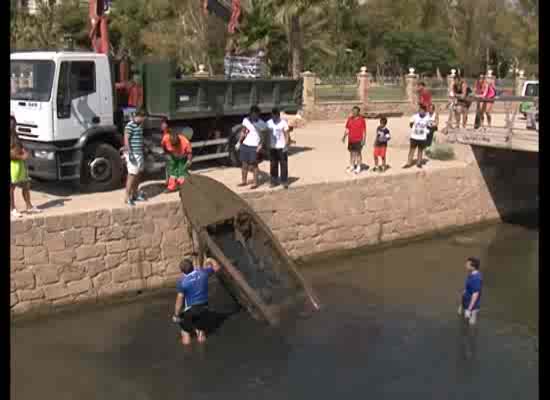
xmin=11 ymin=0 xmax=88 ymax=51
xmin=269 ymin=0 xmax=330 ymax=77
xmin=11 ymin=0 xmax=60 ymax=50
xmin=382 ymin=31 xmax=456 ymax=76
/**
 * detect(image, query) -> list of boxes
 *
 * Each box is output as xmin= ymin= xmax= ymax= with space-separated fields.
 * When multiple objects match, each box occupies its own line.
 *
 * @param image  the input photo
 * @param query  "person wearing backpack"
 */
xmin=480 ymin=78 xmax=496 ymax=129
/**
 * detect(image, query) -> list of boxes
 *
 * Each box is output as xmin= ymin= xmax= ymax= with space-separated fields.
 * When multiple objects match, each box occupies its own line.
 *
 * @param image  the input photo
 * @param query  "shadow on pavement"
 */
xmin=37 ymin=198 xmax=72 ymax=210
xmin=287 ymin=145 xmax=314 ymax=157
xmin=139 ymin=182 xmax=167 ymax=200
xmin=30 ymin=180 xmax=77 ymax=197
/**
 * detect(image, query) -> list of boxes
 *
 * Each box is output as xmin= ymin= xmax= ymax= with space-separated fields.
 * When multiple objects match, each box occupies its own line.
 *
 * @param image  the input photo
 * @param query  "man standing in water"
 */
xmin=173 ymin=257 xmax=222 ymax=345
xmin=458 ymin=257 xmax=483 ymax=326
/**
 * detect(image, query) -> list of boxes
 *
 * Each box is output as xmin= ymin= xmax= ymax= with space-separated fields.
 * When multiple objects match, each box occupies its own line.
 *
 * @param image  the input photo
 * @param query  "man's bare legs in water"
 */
xmin=180 ymin=330 xmax=206 ymax=345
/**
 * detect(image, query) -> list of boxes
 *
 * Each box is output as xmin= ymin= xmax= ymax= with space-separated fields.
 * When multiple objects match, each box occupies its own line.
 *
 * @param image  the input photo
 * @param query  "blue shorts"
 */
xmin=240 ymin=144 xmax=258 ymax=164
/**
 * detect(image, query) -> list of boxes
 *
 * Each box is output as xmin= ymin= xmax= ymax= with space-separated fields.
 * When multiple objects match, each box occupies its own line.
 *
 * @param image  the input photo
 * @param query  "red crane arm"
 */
xmin=203 ymin=0 xmax=242 ymax=34
xmin=89 ymin=0 xmax=110 ymax=55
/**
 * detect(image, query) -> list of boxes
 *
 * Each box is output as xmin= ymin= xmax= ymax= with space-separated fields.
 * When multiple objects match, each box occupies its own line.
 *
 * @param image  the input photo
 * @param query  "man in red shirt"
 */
xmin=417 ymin=82 xmax=432 ymax=110
xmin=342 ymin=106 xmax=366 ymax=174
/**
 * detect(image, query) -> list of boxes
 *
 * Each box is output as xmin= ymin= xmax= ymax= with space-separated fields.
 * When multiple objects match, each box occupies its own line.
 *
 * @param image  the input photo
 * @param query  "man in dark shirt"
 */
xmin=172 ymin=257 xmax=222 ymax=345
xmin=458 ymin=257 xmax=483 ymax=326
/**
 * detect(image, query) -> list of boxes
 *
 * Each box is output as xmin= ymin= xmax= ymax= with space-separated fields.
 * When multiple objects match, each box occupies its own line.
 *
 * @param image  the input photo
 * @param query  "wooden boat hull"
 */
xmin=179 ymin=174 xmax=320 ymax=325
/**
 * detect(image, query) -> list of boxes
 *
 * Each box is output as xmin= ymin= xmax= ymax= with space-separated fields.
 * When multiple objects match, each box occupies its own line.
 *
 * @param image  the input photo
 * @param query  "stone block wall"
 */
xmin=10 ymin=159 xmax=537 ymax=317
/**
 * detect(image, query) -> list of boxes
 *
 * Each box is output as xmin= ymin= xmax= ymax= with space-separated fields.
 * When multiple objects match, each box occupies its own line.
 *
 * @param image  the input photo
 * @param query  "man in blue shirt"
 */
xmin=458 ymin=257 xmax=483 ymax=326
xmin=172 ymin=257 xmax=222 ymax=345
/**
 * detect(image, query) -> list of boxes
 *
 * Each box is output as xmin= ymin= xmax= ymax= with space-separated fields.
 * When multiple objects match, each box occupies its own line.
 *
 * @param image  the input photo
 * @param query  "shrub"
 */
xmin=426 ymin=143 xmax=455 ymax=160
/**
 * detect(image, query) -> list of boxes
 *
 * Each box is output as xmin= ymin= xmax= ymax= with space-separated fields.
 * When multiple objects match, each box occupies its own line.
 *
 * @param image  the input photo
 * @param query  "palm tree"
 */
xmin=269 ymin=0 xmax=329 ymax=78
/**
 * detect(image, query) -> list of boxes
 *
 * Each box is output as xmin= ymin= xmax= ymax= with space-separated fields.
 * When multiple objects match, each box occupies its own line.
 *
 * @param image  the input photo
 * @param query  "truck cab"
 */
xmin=11 ymin=51 xmax=122 ymax=191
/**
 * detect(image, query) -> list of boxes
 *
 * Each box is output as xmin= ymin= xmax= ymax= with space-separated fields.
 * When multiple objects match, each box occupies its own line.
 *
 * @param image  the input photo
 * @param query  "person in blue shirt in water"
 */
xmin=458 ymin=257 xmax=483 ymax=326
xmin=172 ymin=257 xmax=222 ymax=345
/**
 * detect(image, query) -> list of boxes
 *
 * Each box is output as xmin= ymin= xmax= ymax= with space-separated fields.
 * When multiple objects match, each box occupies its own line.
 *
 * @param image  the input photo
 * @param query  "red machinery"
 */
xmin=89 ymin=0 xmax=142 ymax=107
xmin=87 ymin=0 xmax=242 ymax=108
xmin=88 ymin=0 xmax=110 ymax=55
xmin=203 ymin=0 xmax=242 ymax=34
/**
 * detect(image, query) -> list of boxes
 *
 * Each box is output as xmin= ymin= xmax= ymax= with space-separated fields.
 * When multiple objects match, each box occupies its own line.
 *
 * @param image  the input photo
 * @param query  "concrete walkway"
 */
xmin=13 ymin=116 xmax=475 ymax=219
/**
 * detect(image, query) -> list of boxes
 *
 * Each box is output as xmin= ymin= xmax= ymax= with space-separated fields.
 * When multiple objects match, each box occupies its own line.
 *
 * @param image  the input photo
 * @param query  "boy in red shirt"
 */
xmin=342 ymin=106 xmax=366 ymax=174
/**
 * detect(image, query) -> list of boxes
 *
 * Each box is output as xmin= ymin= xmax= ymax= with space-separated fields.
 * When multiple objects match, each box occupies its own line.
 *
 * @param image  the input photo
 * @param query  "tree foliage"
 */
xmin=383 ymin=32 xmax=457 ymax=76
xmin=10 ymin=0 xmax=538 ymax=78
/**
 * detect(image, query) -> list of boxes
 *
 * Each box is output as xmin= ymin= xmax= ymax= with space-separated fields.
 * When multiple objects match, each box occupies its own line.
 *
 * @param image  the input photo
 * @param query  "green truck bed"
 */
xmin=141 ymin=61 xmax=303 ymax=120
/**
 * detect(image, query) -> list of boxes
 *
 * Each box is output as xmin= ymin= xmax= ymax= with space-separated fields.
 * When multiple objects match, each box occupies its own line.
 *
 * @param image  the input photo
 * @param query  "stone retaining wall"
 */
xmin=10 ymin=149 xmax=537 ymax=317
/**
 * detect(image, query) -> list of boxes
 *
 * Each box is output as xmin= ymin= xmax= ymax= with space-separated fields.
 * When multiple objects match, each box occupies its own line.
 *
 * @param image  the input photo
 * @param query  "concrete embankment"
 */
xmin=10 ymin=148 xmax=537 ymax=319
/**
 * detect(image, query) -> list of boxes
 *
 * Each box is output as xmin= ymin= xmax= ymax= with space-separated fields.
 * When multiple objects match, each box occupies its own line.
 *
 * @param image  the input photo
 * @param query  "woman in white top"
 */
xmin=404 ymin=104 xmax=433 ymax=169
xmin=238 ymin=105 xmax=265 ymax=189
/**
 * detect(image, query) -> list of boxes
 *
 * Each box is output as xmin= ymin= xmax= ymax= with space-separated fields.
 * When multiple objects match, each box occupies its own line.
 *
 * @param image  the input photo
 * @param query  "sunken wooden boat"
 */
xmin=179 ymin=174 xmax=321 ymax=326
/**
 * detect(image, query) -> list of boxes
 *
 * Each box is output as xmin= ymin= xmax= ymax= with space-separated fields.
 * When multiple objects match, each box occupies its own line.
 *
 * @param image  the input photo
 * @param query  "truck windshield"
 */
xmin=11 ymin=60 xmax=55 ymax=102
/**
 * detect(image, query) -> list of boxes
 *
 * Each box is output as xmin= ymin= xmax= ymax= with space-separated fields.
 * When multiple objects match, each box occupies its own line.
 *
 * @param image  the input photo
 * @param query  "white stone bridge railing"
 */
xmin=445 ymin=96 xmax=538 ymax=153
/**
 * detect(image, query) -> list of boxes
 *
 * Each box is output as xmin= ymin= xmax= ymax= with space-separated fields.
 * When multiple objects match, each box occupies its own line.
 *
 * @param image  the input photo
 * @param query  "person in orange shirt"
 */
xmin=160 ymin=117 xmax=193 ymax=191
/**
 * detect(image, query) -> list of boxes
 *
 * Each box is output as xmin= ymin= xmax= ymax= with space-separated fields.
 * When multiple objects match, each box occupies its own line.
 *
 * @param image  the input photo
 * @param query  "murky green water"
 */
xmin=11 ymin=220 xmax=538 ymax=400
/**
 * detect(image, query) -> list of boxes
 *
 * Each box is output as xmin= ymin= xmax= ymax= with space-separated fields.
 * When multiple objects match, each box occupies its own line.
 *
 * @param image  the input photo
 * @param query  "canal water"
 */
xmin=11 ymin=220 xmax=538 ymax=400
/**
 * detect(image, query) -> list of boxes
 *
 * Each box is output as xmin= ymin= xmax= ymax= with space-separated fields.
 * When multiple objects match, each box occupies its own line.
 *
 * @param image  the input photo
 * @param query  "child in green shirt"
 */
xmin=11 ymin=116 xmax=39 ymax=217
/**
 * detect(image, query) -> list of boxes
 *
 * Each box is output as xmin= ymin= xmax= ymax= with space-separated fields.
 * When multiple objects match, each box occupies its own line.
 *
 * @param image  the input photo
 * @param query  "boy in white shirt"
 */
xmin=404 ymin=104 xmax=433 ymax=169
xmin=267 ymin=108 xmax=291 ymax=189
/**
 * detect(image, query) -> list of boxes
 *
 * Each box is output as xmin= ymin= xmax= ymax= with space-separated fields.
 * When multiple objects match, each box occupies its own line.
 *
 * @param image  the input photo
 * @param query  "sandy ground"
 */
xmin=12 ymin=112 xmax=520 ymax=219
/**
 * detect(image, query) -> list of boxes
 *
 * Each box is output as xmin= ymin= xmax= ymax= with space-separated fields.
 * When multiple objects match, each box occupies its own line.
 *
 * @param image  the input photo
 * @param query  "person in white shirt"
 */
xmin=404 ymin=104 xmax=433 ymax=169
xmin=238 ymin=105 xmax=265 ymax=189
xmin=267 ymin=108 xmax=291 ymax=189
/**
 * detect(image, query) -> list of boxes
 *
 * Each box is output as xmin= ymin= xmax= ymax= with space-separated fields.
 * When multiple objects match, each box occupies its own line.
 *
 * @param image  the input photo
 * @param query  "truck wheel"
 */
xmin=80 ymin=143 xmax=123 ymax=192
